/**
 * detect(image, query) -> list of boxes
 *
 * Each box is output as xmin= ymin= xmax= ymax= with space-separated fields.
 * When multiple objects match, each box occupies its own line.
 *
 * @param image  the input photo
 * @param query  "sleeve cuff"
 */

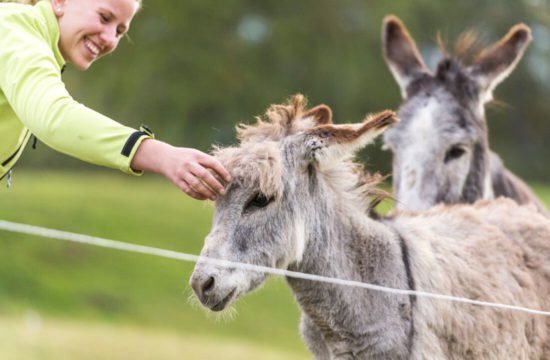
xmin=122 ymin=124 xmax=155 ymax=176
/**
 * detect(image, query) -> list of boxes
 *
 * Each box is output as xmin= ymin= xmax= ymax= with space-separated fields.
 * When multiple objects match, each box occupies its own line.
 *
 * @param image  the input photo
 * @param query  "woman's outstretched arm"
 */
xmin=131 ymin=139 xmax=230 ymax=200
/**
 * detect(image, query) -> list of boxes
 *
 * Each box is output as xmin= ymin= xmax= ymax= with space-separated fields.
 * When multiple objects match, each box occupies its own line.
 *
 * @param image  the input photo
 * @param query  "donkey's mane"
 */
xmin=217 ymin=95 xmax=389 ymax=213
xmin=214 ymin=142 xmax=284 ymax=198
xmin=433 ymin=30 xmax=487 ymax=87
xmin=323 ymin=160 xmax=389 ymax=214
xmin=405 ymin=31 xmax=487 ymax=104
xmin=436 ymin=30 xmax=489 ymax=68
xmin=434 ymin=29 xmax=522 ymax=111
xmin=236 ymin=94 xmax=310 ymax=143
xmin=436 ymin=30 xmax=488 ymax=66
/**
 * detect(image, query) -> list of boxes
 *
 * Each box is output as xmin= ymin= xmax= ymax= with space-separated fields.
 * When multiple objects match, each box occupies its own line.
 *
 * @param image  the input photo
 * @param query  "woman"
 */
xmin=0 ymin=0 xmax=230 ymax=200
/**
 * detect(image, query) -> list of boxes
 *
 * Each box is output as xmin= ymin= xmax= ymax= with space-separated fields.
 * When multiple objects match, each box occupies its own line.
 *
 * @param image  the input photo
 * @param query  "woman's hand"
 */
xmin=131 ymin=139 xmax=231 ymax=200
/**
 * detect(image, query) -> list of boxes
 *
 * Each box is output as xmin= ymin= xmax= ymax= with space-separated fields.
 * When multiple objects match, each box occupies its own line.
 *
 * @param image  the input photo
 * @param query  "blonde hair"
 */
xmin=7 ymin=0 xmax=142 ymax=8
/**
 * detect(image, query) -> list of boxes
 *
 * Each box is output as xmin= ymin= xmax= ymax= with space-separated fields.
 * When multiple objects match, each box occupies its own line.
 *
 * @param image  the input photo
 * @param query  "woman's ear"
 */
xmin=50 ymin=0 xmax=66 ymax=17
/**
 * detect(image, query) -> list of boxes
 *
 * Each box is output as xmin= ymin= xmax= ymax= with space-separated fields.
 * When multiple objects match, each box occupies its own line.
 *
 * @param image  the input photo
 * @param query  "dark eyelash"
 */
xmin=444 ymin=146 xmax=466 ymax=163
xmin=99 ymin=13 xmax=125 ymax=36
xmin=244 ymin=193 xmax=274 ymax=212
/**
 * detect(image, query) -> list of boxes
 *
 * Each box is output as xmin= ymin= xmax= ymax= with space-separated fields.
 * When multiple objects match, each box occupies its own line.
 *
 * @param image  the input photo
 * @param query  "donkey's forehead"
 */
xmin=215 ymin=142 xmax=283 ymax=194
xmin=385 ymin=94 xmax=478 ymax=147
xmin=407 ymin=61 xmax=479 ymax=104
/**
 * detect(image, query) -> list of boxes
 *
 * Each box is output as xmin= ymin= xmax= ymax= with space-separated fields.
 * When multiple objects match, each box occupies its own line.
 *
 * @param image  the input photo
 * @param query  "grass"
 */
xmin=0 ymin=313 xmax=306 ymax=360
xmin=0 ymin=170 xmax=309 ymax=359
xmin=1 ymin=170 xmax=548 ymax=359
xmin=529 ymin=183 xmax=550 ymax=206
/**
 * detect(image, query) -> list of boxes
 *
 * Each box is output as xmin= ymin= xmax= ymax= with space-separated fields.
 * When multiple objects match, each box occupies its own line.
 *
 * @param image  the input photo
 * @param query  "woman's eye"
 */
xmin=245 ymin=193 xmax=273 ymax=211
xmin=444 ymin=146 xmax=466 ymax=163
xmin=100 ymin=14 xmax=110 ymax=23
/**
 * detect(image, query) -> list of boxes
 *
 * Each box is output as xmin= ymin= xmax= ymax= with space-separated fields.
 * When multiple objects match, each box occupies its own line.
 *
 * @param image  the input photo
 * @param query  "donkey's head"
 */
xmin=382 ymin=15 xmax=532 ymax=211
xmin=190 ymin=95 xmax=397 ymax=312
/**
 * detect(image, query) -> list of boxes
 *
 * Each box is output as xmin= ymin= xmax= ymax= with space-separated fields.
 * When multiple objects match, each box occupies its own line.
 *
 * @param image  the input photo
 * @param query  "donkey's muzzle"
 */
xmin=190 ymin=271 xmax=236 ymax=312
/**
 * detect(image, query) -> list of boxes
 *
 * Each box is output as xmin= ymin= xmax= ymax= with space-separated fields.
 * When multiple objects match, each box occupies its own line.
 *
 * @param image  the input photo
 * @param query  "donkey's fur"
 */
xmin=381 ymin=16 xmax=547 ymax=214
xmin=190 ymin=95 xmax=550 ymax=359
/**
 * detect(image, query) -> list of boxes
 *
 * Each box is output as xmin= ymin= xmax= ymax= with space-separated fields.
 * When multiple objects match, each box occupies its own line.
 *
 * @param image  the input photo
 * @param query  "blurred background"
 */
xmin=1 ymin=0 xmax=549 ymax=359
xmin=20 ymin=0 xmax=550 ymax=181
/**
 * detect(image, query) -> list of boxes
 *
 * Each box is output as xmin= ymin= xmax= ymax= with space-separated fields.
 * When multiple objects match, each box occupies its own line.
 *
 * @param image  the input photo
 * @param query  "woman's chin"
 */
xmin=68 ymin=54 xmax=96 ymax=71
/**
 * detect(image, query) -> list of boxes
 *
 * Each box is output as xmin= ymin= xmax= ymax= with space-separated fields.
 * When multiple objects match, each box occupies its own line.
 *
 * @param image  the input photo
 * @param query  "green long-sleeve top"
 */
xmin=0 ymin=1 xmax=151 ymax=181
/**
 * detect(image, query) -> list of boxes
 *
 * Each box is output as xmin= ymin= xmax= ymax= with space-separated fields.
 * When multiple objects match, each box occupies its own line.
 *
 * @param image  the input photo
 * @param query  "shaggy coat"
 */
xmin=190 ymin=95 xmax=550 ymax=359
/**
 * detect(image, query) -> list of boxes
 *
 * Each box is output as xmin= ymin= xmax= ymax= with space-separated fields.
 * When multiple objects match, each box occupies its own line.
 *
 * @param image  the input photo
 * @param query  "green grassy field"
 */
xmin=0 ymin=313 xmax=308 ymax=360
xmin=0 ymin=170 xmax=310 ymax=359
xmin=1 ymin=170 xmax=549 ymax=359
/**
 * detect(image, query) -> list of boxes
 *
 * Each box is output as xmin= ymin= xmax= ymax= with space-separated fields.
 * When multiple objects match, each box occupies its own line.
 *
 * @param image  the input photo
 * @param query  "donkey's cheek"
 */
xmin=234 ymin=236 xmax=248 ymax=253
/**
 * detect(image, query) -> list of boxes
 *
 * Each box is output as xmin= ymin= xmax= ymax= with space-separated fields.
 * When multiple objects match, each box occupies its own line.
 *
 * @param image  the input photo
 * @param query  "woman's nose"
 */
xmin=99 ymin=29 xmax=119 ymax=52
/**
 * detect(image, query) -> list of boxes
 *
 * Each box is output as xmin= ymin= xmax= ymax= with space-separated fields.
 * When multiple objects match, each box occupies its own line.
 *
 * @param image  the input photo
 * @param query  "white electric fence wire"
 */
xmin=1 ymin=219 xmax=549 ymax=316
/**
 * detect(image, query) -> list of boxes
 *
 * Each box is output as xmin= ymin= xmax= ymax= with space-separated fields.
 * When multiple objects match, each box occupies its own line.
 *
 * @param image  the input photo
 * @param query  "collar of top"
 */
xmin=35 ymin=0 xmax=66 ymax=72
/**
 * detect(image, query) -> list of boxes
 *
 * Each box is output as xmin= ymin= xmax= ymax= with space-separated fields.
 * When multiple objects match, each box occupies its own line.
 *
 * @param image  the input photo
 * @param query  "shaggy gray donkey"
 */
xmin=190 ymin=95 xmax=550 ymax=359
xmin=381 ymin=16 xmax=547 ymax=213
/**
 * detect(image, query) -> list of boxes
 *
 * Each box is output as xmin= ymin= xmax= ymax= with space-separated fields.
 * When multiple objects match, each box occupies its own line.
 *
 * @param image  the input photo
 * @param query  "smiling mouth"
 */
xmin=210 ymin=289 xmax=236 ymax=312
xmin=84 ymin=38 xmax=100 ymax=58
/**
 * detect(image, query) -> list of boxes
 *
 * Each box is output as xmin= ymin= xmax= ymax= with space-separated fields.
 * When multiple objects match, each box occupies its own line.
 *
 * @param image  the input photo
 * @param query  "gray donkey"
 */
xmin=190 ymin=95 xmax=550 ymax=359
xmin=382 ymin=16 xmax=547 ymax=213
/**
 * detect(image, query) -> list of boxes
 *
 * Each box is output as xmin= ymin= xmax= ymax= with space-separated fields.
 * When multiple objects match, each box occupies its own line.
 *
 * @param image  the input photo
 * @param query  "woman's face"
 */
xmin=53 ymin=0 xmax=139 ymax=70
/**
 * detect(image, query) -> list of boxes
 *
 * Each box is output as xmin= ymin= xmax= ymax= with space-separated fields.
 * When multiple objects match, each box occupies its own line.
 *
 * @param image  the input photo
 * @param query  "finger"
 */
xmin=199 ymin=156 xmax=231 ymax=183
xmin=177 ymin=178 xmax=208 ymax=200
xmin=189 ymin=164 xmax=225 ymax=196
xmin=185 ymin=173 xmax=218 ymax=200
xmin=195 ymin=168 xmax=226 ymax=195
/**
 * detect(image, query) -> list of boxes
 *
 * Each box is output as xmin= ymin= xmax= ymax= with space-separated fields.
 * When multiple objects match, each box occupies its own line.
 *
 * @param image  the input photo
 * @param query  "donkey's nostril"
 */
xmin=202 ymin=276 xmax=215 ymax=294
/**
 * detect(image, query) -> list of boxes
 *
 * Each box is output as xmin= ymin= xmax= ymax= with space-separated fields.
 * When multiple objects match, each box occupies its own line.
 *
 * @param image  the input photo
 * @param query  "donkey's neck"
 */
xmin=294 ymin=210 xmax=399 ymax=278
xmin=287 ymin=202 xmax=414 ymax=356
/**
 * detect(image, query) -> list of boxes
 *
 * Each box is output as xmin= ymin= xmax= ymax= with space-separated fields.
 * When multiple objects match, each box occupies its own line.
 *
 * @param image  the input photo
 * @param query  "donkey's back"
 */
xmin=390 ymin=198 xmax=550 ymax=358
xmin=490 ymin=151 xmax=548 ymax=214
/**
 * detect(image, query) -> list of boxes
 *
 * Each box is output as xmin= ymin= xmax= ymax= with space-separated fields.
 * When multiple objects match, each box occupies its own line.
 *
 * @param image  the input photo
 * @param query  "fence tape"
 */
xmin=1 ymin=219 xmax=549 ymax=316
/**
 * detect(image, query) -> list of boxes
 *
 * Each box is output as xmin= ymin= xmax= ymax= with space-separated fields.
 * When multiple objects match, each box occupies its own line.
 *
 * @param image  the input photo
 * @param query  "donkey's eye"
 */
xmin=245 ymin=193 xmax=273 ymax=211
xmin=444 ymin=146 xmax=466 ymax=163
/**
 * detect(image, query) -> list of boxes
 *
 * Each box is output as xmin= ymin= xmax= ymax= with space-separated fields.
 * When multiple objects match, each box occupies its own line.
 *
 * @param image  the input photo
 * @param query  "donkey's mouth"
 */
xmin=210 ymin=288 xmax=236 ymax=312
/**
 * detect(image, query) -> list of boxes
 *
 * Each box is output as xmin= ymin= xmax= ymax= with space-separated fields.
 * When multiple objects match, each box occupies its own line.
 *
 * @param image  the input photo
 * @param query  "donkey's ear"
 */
xmin=469 ymin=24 xmax=532 ymax=103
xmin=303 ymin=105 xmax=333 ymax=125
xmin=382 ymin=15 xmax=430 ymax=99
xmin=304 ymin=110 xmax=398 ymax=167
